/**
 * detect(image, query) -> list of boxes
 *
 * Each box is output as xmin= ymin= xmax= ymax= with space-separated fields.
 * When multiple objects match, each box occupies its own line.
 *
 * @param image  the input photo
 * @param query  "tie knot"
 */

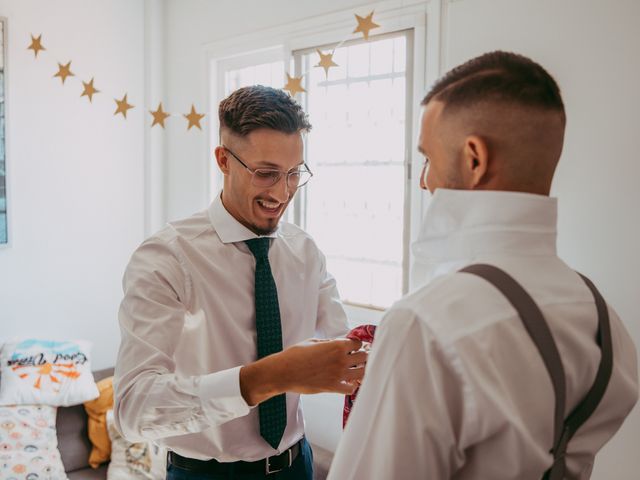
xmin=245 ymin=237 xmax=271 ymax=259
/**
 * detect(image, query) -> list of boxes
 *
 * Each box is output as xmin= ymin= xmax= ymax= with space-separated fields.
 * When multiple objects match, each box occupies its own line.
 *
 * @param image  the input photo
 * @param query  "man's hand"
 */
xmin=240 ymin=338 xmax=367 ymax=406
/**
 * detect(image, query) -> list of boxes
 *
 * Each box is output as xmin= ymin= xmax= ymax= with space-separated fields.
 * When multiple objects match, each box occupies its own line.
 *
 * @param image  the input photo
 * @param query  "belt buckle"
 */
xmin=265 ymin=448 xmax=292 ymax=475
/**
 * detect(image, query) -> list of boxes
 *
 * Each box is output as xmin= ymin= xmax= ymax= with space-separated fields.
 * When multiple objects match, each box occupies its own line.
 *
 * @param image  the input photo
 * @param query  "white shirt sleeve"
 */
xmin=314 ymin=249 xmax=349 ymax=338
xmin=328 ymin=307 xmax=472 ymax=480
xmin=114 ymin=237 xmax=251 ymax=442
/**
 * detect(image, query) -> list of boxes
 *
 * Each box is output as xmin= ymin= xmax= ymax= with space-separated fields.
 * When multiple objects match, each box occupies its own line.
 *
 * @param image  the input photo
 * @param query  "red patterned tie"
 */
xmin=343 ymin=324 xmax=377 ymax=428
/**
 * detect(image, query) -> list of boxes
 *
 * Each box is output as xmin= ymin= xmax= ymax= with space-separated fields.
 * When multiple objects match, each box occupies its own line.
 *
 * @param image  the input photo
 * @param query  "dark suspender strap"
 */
xmin=555 ymin=274 xmax=613 ymax=460
xmin=460 ymin=264 xmax=567 ymax=449
xmin=542 ymin=274 xmax=613 ymax=480
xmin=460 ymin=265 xmax=613 ymax=480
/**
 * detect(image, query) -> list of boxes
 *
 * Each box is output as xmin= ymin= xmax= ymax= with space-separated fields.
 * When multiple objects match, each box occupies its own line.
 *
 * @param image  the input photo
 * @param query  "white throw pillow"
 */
xmin=0 ymin=405 xmax=68 ymax=479
xmin=0 ymin=339 xmax=99 ymax=407
xmin=106 ymin=410 xmax=166 ymax=480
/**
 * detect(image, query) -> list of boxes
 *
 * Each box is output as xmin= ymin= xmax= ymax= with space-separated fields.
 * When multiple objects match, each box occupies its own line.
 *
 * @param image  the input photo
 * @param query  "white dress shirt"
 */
xmin=114 ymin=193 xmax=348 ymax=462
xmin=329 ymin=189 xmax=638 ymax=480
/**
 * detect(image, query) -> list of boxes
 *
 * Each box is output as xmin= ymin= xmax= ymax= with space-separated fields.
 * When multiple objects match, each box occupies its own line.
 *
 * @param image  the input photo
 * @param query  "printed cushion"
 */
xmin=0 ymin=405 xmax=68 ymax=479
xmin=84 ymin=376 xmax=114 ymax=468
xmin=106 ymin=410 xmax=166 ymax=480
xmin=0 ymin=339 xmax=99 ymax=407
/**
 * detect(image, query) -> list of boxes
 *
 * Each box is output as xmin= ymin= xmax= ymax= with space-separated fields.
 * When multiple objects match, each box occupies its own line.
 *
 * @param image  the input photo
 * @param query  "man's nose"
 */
xmin=270 ymin=174 xmax=291 ymax=202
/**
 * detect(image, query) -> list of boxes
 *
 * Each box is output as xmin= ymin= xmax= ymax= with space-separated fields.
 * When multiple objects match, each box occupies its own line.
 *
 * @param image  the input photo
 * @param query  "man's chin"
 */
xmin=251 ymin=219 xmax=280 ymax=236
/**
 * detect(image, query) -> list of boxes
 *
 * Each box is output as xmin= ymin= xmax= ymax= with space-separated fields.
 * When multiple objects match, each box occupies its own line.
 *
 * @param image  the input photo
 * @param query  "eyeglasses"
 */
xmin=222 ymin=145 xmax=313 ymax=189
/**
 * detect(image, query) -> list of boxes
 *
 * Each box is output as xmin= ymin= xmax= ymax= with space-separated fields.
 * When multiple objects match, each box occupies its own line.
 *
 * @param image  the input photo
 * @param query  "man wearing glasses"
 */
xmin=114 ymin=85 xmax=365 ymax=479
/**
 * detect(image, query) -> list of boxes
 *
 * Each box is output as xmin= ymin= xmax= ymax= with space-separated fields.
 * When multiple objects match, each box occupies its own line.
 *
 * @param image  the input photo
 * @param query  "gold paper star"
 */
xmin=114 ymin=94 xmax=134 ymax=118
xmin=353 ymin=11 xmax=380 ymax=41
xmin=150 ymin=102 xmax=170 ymax=128
xmin=81 ymin=78 xmax=99 ymax=102
xmin=315 ymin=49 xmax=338 ymax=77
xmin=183 ymin=105 xmax=205 ymax=130
xmin=283 ymin=73 xmax=305 ymax=97
xmin=27 ymin=34 xmax=45 ymax=58
xmin=54 ymin=61 xmax=74 ymax=84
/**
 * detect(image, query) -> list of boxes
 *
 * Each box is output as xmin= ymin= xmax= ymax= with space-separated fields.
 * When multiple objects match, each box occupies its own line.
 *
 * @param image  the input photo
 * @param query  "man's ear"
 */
xmin=214 ymin=146 xmax=230 ymax=175
xmin=463 ymin=135 xmax=489 ymax=188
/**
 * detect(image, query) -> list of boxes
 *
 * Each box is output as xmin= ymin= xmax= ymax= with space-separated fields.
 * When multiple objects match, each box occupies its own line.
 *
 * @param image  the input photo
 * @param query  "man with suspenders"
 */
xmin=329 ymin=51 xmax=638 ymax=479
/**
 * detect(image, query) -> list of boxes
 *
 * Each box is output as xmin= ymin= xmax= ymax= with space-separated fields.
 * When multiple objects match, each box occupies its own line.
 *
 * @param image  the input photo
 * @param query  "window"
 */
xmin=292 ymin=31 xmax=413 ymax=309
xmin=208 ymin=12 xmax=428 ymax=313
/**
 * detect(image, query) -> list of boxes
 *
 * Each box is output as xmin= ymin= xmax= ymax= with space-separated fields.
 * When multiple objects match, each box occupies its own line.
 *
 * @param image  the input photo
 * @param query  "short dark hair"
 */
xmin=422 ymin=51 xmax=564 ymax=114
xmin=218 ymin=85 xmax=311 ymax=137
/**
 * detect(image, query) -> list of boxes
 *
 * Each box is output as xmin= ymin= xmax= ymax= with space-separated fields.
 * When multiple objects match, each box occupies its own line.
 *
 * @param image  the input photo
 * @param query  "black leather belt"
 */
xmin=168 ymin=439 xmax=303 ymax=475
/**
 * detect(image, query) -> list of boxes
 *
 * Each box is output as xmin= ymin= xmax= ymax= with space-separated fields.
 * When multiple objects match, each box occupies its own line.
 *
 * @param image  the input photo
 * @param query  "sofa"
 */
xmin=57 ymin=367 xmax=113 ymax=479
xmin=55 ymin=367 xmax=334 ymax=479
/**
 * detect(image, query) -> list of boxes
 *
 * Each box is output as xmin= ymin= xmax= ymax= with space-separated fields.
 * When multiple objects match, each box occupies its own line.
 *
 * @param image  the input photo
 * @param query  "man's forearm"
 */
xmin=239 ymin=338 xmax=367 ymax=406
xmin=239 ymin=354 xmax=287 ymax=406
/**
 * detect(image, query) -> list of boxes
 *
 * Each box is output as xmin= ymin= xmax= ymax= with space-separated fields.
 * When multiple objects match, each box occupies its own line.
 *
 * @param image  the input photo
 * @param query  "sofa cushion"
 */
xmin=0 ymin=405 xmax=68 ymax=480
xmin=106 ymin=409 xmax=166 ymax=479
xmin=0 ymin=339 xmax=100 ymax=407
xmin=58 ymin=368 xmax=114 ymax=472
xmin=85 ymin=376 xmax=114 ymax=468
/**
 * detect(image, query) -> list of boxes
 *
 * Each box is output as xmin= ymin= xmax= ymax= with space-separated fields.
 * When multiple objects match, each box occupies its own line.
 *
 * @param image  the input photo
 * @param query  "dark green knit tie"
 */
xmin=245 ymin=237 xmax=287 ymax=449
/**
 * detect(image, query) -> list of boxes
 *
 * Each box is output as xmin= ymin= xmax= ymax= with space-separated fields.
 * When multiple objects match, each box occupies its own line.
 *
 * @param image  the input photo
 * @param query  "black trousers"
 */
xmin=166 ymin=439 xmax=313 ymax=480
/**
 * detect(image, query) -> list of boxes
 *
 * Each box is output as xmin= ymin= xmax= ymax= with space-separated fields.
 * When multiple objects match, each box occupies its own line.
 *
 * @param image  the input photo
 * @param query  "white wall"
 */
xmin=162 ymin=0 xmax=640 ymax=477
xmin=0 ymin=0 xmax=146 ymax=369
xmin=443 ymin=1 xmax=640 ymax=477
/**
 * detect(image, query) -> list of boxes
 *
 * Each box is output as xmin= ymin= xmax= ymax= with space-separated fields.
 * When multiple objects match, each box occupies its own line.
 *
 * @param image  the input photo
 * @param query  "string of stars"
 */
xmin=27 ymin=10 xmax=380 ymax=129
xmin=283 ymin=10 xmax=380 ymax=97
xmin=27 ymin=34 xmax=206 ymax=130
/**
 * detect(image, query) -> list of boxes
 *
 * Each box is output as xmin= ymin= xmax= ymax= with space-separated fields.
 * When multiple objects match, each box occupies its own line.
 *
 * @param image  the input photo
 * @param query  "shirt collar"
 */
xmin=412 ymin=188 xmax=558 ymax=268
xmin=208 ymin=192 xmax=279 ymax=244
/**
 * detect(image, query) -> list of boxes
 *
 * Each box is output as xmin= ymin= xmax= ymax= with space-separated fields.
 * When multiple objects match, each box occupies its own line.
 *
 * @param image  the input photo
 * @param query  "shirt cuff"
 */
xmin=198 ymin=366 xmax=251 ymax=422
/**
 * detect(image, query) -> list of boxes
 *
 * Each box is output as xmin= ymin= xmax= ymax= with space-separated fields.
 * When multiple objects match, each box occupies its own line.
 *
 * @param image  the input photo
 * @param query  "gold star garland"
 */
xmin=183 ymin=105 xmax=205 ymax=130
xmin=27 ymin=34 xmax=45 ymax=57
xmin=53 ymin=61 xmax=74 ymax=84
xmin=283 ymin=73 xmax=306 ymax=97
xmin=81 ymin=78 xmax=99 ymax=102
xmin=284 ymin=10 xmax=381 ymax=94
xmin=314 ymin=49 xmax=339 ymax=77
xmin=114 ymin=94 xmax=134 ymax=118
xmin=353 ymin=11 xmax=380 ymax=41
xmin=150 ymin=103 xmax=170 ymax=128
xmin=29 ymin=10 xmax=381 ymax=130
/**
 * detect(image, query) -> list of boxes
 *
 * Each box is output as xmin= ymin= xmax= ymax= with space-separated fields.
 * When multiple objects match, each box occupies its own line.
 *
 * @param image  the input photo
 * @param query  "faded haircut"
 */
xmin=422 ymin=51 xmax=565 ymax=116
xmin=219 ymin=85 xmax=311 ymax=137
